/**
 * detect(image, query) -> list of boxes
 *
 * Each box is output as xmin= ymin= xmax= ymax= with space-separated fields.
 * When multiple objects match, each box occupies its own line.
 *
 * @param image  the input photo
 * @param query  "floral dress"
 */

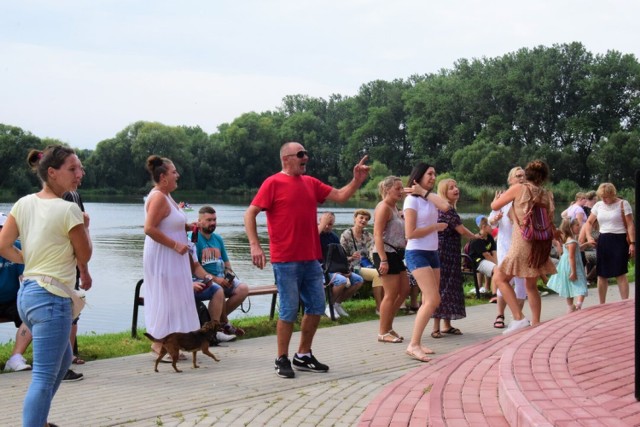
xmin=433 ymin=208 xmax=465 ymax=320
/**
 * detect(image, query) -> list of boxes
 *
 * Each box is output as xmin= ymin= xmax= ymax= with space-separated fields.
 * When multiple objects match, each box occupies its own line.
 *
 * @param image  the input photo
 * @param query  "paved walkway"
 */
xmin=0 ymin=286 xmax=636 ymax=426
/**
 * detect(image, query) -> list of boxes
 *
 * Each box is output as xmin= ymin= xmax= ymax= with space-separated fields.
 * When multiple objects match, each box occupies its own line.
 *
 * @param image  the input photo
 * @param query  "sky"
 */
xmin=1 ymin=0 xmax=639 ymax=150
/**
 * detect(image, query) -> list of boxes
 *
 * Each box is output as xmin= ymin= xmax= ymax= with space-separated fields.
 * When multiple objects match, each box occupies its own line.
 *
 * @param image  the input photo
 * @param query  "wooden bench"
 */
xmin=131 ymin=279 xmax=279 ymax=338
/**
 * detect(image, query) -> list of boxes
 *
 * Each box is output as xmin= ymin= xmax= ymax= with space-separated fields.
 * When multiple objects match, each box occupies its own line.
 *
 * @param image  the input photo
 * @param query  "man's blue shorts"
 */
xmin=272 ymin=260 xmax=325 ymax=322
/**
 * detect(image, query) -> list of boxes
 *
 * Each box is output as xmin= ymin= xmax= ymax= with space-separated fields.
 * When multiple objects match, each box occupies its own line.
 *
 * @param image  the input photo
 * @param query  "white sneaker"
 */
xmin=325 ymin=305 xmax=339 ymax=319
xmin=334 ymin=303 xmax=349 ymax=317
xmin=4 ymin=354 xmax=31 ymax=372
xmin=216 ymin=331 xmax=236 ymax=342
xmin=479 ymin=287 xmax=487 ymax=294
xmin=503 ymin=318 xmax=531 ymax=335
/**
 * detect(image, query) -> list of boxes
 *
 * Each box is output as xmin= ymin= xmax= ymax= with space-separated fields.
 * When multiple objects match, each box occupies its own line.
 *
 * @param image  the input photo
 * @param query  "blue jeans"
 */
xmin=18 ymin=280 xmax=73 ymax=427
xmin=272 ymin=261 xmax=325 ymax=322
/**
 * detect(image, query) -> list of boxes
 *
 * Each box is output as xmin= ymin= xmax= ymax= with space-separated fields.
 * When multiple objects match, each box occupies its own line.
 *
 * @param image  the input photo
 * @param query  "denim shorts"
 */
xmin=272 ymin=260 xmax=325 ymax=322
xmin=328 ymin=271 xmax=364 ymax=288
xmin=193 ymin=281 xmax=222 ymax=302
xmin=405 ymin=249 xmax=441 ymax=272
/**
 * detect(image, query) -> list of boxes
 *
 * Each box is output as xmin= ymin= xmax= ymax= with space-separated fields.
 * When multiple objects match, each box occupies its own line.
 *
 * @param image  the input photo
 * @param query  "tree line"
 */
xmin=1 ymin=42 xmax=639 ymax=198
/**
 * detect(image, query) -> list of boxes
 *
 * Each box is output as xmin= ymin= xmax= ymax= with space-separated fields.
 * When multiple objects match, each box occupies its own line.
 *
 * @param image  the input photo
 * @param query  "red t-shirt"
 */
xmin=250 ymin=173 xmax=332 ymax=263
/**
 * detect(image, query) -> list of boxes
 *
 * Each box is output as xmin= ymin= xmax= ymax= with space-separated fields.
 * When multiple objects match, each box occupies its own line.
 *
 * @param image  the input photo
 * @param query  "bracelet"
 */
xmin=173 ymin=241 xmax=179 ymax=250
xmin=380 ymin=260 xmax=388 ymax=263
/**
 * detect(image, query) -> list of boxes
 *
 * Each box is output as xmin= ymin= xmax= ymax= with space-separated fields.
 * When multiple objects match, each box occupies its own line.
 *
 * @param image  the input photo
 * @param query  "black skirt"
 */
xmin=596 ymin=233 xmax=629 ymax=278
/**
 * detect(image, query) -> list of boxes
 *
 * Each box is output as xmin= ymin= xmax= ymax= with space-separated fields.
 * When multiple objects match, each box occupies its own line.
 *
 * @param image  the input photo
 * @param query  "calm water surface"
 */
xmin=0 ymin=200 xmax=488 ymax=343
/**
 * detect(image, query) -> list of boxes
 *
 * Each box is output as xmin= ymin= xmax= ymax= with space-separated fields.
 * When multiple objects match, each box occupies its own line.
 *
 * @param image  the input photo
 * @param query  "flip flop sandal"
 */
xmin=442 ymin=327 xmax=463 ymax=335
xmin=72 ymin=356 xmax=85 ymax=365
xmin=377 ymin=332 xmax=402 ymax=343
xmin=405 ymin=349 xmax=431 ymax=362
xmin=431 ymin=330 xmax=443 ymax=339
xmin=493 ymin=315 xmax=505 ymax=329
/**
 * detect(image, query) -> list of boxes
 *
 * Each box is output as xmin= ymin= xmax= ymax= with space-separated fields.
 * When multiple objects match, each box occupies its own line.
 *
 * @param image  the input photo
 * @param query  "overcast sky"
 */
xmin=1 ymin=0 xmax=639 ymax=149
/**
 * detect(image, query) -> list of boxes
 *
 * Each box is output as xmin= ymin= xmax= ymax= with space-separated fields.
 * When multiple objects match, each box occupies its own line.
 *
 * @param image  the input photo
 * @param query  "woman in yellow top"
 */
xmin=0 ymin=145 xmax=92 ymax=427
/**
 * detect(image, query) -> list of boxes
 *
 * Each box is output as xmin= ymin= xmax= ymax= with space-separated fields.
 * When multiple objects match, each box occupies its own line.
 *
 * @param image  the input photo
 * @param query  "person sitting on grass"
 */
xmin=319 ymin=212 xmax=364 ymax=318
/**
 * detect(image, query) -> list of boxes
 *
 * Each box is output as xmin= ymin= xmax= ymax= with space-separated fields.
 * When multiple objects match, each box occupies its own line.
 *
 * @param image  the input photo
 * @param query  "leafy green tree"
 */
xmin=587 ymin=131 xmax=640 ymax=188
xmin=0 ymin=125 xmax=44 ymax=195
xmin=451 ymin=139 xmax=514 ymax=185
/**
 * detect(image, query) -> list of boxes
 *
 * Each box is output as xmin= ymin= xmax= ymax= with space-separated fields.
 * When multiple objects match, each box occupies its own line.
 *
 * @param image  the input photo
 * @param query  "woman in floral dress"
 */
xmin=431 ymin=178 xmax=478 ymax=338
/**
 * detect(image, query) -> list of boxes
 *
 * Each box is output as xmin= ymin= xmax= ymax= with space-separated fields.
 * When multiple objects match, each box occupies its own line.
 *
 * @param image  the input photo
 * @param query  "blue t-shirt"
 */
xmin=195 ymin=232 xmax=228 ymax=277
xmin=0 ymin=241 xmax=24 ymax=304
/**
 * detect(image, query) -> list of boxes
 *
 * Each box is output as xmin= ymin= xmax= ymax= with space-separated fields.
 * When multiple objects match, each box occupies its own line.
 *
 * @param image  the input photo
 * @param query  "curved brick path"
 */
xmin=360 ymin=299 xmax=640 ymax=427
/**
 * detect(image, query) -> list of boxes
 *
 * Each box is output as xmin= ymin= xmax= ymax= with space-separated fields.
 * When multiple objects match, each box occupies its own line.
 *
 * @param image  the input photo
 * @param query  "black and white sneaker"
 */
xmin=274 ymin=355 xmax=295 ymax=378
xmin=62 ymin=369 xmax=84 ymax=382
xmin=292 ymin=351 xmax=329 ymax=373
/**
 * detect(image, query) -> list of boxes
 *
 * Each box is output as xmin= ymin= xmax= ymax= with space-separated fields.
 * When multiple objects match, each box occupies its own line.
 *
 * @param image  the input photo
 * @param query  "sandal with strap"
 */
xmin=494 ymin=315 xmax=505 ymax=329
xmin=389 ymin=329 xmax=404 ymax=341
xmin=431 ymin=330 xmax=443 ymax=339
xmin=378 ymin=332 xmax=402 ymax=343
xmin=406 ymin=348 xmax=431 ymax=362
xmin=72 ymin=356 xmax=85 ymax=365
xmin=442 ymin=327 xmax=463 ymax=335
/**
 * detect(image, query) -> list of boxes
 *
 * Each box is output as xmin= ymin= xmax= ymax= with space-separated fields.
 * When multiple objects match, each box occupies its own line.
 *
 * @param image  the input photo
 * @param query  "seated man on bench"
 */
xmin=194 ymin=206 xmax=249 ymax=336
xmin=318 ymin=212 xmax=364 ymax=318
xmin=188 ymin=250 xmax=236 ymax=342
xmin=468 ymin=216 xmax=499 ymax=303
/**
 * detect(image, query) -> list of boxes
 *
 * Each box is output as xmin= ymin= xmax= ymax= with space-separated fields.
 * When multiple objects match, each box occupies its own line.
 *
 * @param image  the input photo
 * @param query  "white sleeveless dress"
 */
xmin=143 ymin=191 xmax=199 ymax=338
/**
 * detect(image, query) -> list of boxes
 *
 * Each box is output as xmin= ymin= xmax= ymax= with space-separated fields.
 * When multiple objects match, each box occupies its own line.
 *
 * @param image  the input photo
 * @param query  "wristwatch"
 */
xmin=204 ymin=275 xmax=213 ymax=284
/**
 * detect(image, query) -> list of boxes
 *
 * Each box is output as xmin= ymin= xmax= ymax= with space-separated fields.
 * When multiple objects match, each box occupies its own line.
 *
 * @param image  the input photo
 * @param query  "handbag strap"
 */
xmin=620 ymin=200 xmax=630 ymax=237
xmin=349 ymin=228 xmax=360 ymax=253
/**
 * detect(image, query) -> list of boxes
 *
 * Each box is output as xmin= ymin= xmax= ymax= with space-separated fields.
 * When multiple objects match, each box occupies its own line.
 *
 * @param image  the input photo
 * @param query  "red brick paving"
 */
xmin=359 ymin=300 xmax=640 ymax=426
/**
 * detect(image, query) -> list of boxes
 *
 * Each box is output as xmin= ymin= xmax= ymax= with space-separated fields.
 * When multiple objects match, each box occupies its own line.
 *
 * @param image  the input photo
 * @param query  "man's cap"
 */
xmin=0 ymin=213 xmax=7 ymax=227
xmin=475 ymin=215 xmax=486 ymax=228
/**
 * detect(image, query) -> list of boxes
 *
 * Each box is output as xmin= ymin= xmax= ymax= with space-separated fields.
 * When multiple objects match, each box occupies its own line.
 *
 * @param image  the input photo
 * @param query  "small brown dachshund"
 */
xmin=144 ymin=320 xmax=221 ymax=373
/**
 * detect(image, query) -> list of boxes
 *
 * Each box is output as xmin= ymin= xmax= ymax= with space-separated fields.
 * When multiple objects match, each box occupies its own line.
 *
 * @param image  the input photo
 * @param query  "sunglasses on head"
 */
xmin=285 ymin=150 xmax=309 ymax=159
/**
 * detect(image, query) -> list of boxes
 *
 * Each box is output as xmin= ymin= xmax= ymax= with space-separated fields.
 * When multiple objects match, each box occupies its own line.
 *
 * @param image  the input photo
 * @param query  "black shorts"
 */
xmin=0 ymin=301 xmax=22 ymax=327
xmin=373 ymin=251 xmax=406 ymax=275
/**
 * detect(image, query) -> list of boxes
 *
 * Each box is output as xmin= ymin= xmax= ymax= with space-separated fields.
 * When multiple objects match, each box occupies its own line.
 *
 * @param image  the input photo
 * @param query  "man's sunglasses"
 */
xmin=284 ymin=150 xmax=309 ymax=159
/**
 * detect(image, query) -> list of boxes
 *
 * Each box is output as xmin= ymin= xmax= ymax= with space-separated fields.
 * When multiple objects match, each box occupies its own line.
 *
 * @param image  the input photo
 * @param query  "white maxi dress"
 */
xmin=143 ymin=190 xmax=199 ymax=338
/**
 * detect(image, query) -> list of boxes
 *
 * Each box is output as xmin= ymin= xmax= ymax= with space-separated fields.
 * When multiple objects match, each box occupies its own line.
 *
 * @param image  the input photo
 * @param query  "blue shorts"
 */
xmin=328 ymin=271 xmax=364 ymax=287
xmin=272 ymin=261 xmax=325 ymax=322
xmin=194 ymin=281 xmax=222 ymax=302
xmin=405 ymin=249 xmax=441 ymax=272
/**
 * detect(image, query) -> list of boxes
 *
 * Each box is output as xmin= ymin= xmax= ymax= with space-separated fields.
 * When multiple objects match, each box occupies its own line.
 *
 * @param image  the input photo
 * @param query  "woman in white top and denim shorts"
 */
xmin=403 ymin=163 xmax=450 ymax=362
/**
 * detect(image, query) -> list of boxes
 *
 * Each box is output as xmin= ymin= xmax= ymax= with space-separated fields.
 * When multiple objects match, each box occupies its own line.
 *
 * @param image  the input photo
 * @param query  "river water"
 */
xmin=0 ymin=199 xmax=487 ymax=344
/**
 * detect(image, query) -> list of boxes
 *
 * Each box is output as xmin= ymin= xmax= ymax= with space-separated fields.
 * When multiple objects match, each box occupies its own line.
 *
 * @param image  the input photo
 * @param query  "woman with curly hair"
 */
xmin=490 ymin=160 xmax=557 ymax=333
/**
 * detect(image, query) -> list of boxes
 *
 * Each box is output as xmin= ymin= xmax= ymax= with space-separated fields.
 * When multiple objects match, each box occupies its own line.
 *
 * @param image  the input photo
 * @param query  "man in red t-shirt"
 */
xmin=244 ymin=142 xmax=369 ymax=378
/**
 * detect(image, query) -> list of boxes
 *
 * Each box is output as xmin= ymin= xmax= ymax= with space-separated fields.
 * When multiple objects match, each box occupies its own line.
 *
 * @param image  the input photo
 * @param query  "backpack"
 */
xmin=515 ymin=186 xmax=554 ymax=267
xmin=520 ymin=199 xmax=554 ymax=241
xmin=324 ymin=243 xmax=351 ymax=274
xmin=461 ymin=241 xmax=474 ymax=271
